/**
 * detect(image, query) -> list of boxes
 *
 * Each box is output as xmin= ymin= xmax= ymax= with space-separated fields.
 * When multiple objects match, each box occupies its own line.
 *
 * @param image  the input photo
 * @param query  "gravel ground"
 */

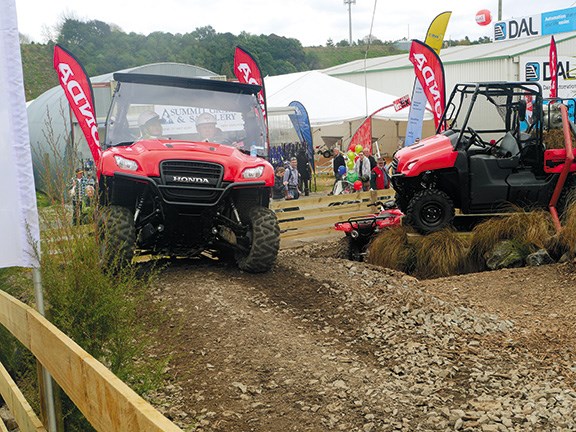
xmin=142 ymin=240 xmax=576 ymax=432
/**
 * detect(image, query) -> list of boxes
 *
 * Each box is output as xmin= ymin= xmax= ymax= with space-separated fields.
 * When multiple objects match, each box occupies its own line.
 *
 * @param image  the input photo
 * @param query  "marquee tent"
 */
xmin=264 ymin=70 xmax=434 ymax=157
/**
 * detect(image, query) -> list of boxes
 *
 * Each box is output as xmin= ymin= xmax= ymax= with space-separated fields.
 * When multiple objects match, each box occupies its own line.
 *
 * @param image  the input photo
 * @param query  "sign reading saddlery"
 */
xmin=494 ymin=7 xmax=576 ymax=42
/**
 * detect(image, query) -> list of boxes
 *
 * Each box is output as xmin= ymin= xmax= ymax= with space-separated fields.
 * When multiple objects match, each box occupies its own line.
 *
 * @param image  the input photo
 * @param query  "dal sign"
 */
xmin=521 ymin=56 xmax=576 ymax=98
xmin=494 ymin=15 xmax=541 ymax=41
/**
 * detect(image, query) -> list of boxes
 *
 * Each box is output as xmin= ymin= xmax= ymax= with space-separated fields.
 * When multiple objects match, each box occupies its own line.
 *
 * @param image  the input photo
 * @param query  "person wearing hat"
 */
xmin=194 ymin=112 xmax=228 ymax=143
xmin=70 ymin=168 xmax=89 ymax=225
xmin=138 ymin=111 xmax=165 ymax=140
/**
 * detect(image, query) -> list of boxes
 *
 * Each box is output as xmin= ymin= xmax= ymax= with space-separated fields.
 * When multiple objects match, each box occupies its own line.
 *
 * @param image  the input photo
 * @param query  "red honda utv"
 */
xmin=97 ymin=73 xmax=279 ymax=272
xmin=391 ymin=82 xmax=576 ymax=234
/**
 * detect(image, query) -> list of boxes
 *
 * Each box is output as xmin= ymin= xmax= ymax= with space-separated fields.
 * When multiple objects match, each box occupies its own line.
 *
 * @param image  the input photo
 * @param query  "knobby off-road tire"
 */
xmin=405 ymin=189 xmax=455 ymax=234
xmin=235 ymin=206 xmax=280 ymax=273
xmin=97 ymin=205 xmax=136 ymax=272
xmin=394 ymin=192 xmax=410 ymax=213
xmin=335 ymin=236 xmax=363 ymax=261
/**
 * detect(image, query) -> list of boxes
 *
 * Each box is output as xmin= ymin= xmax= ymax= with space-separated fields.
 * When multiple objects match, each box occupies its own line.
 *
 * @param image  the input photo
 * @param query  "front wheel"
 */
xmin=405 ymin=189 xmax=455 ymax=234
xmin=235 ymin=207 xmax=280 ymax=273
xmin=96 ymin=205 xmax=136 ymax=272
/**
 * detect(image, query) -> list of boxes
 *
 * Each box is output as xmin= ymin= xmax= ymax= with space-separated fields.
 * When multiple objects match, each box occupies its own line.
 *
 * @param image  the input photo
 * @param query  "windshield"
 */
xmin=444 ymin=83 xmax=542 ymax=145
xmin=104 ymin=78 xmax=268 ymax=157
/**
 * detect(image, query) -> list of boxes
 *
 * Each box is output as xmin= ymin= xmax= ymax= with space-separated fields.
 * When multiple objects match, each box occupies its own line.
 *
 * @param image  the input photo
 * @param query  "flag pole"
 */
xmin=33 ymin=268 xmax=58 ymax=432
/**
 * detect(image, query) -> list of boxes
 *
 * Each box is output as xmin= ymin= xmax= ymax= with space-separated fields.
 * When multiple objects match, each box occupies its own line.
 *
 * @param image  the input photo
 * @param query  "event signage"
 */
xmin=404 ymin=11 xmax=451 ymax=146
xmin=494 ymin=7 xmax=576 ymax=42
xmin=409 ymin=40 xmax=446 ymax=131
xmin=0 ymin=0 xmax=40 ymax=268
xmin=393 ymin=95 xmax=411 ymax=111
xmin=521 ymin=56 xmax=576 ymax=98
xmin=53 ymin=44 xmax=102 ymax=165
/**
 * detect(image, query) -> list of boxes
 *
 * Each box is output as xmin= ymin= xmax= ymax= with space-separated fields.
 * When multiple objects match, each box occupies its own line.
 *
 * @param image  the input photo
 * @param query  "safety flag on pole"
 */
xmin=349 ymin=118 xmax=373 ymax=155
xmin=549 ymin=36 xmax=558 ymax=99
xmin=234 ymin=47 xmax=267 ymax=118
xmin=405 ymin=11 xmax=451 ymax=146
xmin=348 ymin=100 xmax=408 ymax=156
xmin=233 ymin=46 xmax=268 ymax=151
xmin=0 ymin=0 xmax=40 ymax=268
xmin=409 ymin=40 xmax=446 ymax=131
xmin=53 ymin=44 xmax=102 ymax=165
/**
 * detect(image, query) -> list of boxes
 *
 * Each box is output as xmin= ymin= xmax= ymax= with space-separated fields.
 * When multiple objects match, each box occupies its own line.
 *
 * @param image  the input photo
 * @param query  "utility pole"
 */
xmin=344 ymin=0 xmax=356 ymax=45
xmin=498 ymin=0 xmax=502 ymax=20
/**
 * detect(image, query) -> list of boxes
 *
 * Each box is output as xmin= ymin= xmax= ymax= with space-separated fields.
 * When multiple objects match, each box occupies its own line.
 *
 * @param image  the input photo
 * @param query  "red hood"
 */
xmin=98 ymin=139 xmax=274 ymax=186
xmin=394 ymin=134 xmax=457 ymax=177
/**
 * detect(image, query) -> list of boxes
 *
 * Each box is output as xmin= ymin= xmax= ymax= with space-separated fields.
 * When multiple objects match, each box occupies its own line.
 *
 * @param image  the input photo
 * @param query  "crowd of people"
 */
xmin=331 ymin=146 xmax=391 ymax=194
xmin=270 ymin=144 xmax=391 ymax=201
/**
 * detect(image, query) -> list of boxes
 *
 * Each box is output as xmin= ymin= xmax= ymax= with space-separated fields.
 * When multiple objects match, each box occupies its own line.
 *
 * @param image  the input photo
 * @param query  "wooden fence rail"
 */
xmin=0 ymin=290 xmax=182 ymax=432
xmin=271 ymin=190 xmax=395 ymax=244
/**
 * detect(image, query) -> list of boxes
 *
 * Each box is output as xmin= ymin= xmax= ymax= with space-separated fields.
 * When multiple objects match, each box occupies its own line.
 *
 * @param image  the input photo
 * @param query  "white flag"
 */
xmin=0 ymin=0 xmax=40 ymax=268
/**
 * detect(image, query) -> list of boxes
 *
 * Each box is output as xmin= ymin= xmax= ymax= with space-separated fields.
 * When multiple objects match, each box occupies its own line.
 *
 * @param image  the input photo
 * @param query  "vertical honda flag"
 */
xmin=0 ymin=0 xmax=40 ymax=268
xmin=549 ymin=36 xmax=558 ymax=99
xmin=409 ymin=40 xmax=446 ymax=131
xmin=405 ymin=12 xmax=451 ymax=146
xmin=233 ymin=46 xmax=268 ymax=149
xmin=53 ymin=44 xmax=102 ymax=165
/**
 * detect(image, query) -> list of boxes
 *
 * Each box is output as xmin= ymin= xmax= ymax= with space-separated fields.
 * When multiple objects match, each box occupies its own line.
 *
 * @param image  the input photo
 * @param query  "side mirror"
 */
xmin=518 ymin=99 xmax=527 ymax=122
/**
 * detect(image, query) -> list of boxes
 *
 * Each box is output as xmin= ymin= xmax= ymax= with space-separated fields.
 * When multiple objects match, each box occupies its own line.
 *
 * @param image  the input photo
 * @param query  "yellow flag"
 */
xmin=425 ymin=11 xmax=452 ymax=54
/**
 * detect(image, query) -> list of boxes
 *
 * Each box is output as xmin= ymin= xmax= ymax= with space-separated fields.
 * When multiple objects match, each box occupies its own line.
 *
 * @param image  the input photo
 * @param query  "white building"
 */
xmin=324 ymin=31 xmax=576 ymax=103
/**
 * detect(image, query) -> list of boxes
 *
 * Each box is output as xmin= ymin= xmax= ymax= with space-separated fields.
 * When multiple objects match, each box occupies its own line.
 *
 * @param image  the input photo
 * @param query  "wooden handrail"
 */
xmin=0 ymin=290 xmax=182 ymax=432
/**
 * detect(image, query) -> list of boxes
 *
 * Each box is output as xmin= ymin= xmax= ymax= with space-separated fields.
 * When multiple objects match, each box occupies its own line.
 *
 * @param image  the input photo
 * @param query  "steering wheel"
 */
xmin=467 ymin=127 xmax=488 ymax=148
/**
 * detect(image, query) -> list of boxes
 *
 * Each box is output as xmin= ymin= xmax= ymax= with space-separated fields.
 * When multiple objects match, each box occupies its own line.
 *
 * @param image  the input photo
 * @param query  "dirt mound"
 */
xmin=141 ymin=243 xmax=576 ymax=431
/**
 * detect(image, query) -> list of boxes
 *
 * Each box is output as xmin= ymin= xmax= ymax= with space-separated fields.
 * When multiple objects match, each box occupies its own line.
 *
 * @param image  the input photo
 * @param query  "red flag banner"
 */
xmin=349 ymin=117 xmax=372 ymax=155
xmin=53 ymin=44 xmax=101 ymax=165
xmin=409 ymin=40 xmax=446 ymax=131
xmin=549 ymin=36 xmax=558 ymax=99
xmin=234 ymin=46 xmax=267 ymax=121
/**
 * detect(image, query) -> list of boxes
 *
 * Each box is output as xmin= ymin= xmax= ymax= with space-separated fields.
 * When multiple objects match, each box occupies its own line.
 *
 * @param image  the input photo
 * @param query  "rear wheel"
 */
xmin=97 ymin=205 xmax=136 ymax=271
xmin=235 ymin=207 xmax=280 ymax=273
xmin=336 ymin=236 xmax=364 ymax=261
xmin=405 ymin=189 xmax=454 ymax=234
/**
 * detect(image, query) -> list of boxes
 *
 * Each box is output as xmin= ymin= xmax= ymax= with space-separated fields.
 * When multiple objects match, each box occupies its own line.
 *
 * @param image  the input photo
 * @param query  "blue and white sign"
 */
xmin=521 ymin=56 xmax=576 ymax=98
xmin=542 ymin=8 xmax=576 ymax=35
xmin=494 ymin=14 xmax=541 ymax=41
xmin=494 ymin=7 xmax=576 ymax=42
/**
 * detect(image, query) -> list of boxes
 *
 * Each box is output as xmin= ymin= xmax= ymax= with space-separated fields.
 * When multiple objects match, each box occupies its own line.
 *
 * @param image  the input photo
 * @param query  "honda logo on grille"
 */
xmin=171 ymin=175 xmax=210 ymax=184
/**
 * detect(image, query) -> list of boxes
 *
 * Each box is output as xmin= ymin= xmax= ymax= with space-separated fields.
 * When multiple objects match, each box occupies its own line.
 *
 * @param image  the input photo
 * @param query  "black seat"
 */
xmin=494 ymin=132 xmax=520 ymax=158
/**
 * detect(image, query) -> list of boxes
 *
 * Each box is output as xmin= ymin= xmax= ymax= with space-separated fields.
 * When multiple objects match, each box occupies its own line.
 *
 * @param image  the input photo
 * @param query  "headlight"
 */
xmin=241 ymin=166 xmax=264 ymax=179
xmin=114 ymin=155 xmax=139 ymax=171
xmin=406 ymin=160 xmax=418 ymax=171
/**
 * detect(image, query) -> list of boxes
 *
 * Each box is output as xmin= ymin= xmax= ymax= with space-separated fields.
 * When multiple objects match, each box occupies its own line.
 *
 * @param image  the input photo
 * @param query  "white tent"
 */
xmin=264 ymin=70 xmax=434 ymax=158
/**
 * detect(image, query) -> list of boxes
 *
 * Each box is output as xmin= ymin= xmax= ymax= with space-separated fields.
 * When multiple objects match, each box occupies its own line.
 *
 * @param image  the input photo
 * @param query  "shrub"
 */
xmin=413 ymin=229 xmax=470 ymax=279
xmin=365 ymin=226 xmax=416 ymax=273
xmin=468 ymin=210 xmax=555 ymax=269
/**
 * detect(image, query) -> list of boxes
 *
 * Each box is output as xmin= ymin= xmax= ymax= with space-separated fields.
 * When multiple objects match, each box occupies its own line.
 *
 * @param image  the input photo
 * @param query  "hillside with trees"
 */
xmin=20 ymin=17 xmax=488 ymax=101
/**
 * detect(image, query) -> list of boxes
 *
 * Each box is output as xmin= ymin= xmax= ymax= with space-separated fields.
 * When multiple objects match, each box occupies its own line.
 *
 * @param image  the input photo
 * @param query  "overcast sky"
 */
xmin=14 ymin=0 xmax=576 ymax=47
